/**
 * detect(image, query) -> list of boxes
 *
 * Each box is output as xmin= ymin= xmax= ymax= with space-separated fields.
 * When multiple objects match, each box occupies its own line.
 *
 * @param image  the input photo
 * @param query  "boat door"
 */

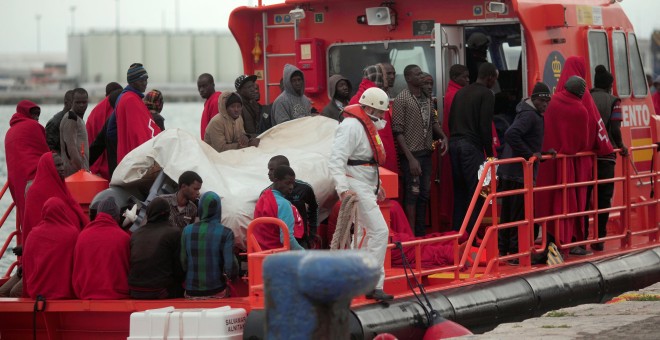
xmin=434 ymin=24 xmax=464 ymax=122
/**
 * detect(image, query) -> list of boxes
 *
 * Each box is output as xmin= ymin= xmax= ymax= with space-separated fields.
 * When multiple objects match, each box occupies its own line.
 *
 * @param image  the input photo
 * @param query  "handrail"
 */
xmin=0 ymin=181 xmax=19 ymax=280
xmin=245 ymin=217 xmax=292 ymax=303
xmin=382 ymin=144 xmax=660 ymax=285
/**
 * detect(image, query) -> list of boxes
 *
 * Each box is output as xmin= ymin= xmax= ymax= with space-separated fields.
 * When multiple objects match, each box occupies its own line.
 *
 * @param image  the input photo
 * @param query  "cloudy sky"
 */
xmin=0 ymin=0 xmax=657 ymax=54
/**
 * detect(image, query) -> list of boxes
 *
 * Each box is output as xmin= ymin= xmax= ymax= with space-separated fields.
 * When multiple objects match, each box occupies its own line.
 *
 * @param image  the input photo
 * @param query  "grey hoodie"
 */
xmin=271 ymin=64 xmax=312 ymax=125
xmin=321 ymin=74 xmax=351 ymax=122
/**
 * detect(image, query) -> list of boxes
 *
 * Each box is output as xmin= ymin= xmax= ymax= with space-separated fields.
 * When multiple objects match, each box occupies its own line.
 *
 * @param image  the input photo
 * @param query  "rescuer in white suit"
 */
xmin=328 ymin=87 xmax=393 ymax=301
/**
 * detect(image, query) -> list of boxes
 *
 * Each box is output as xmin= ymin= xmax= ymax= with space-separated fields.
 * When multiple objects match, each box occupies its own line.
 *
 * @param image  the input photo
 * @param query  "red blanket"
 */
xmin=556 ymin=56 xmax=613 ymax=156
xmin=200 ymin=91 xmax=222 ymax=139
xmin=4 ymin=100 xmax=49 ymax=225
xmin=73 ymin=212 xmax=130 ymax=299
xmin=23 ymin=197 xmax=80 ymax=299
xmin=86 ymin=96 xmax=113 ymax=179
xmin=388 ymin=200 xmax=457 ymax=268
xmin=535 ymin=56 xmax=613 ymax=248
xmin=535 ymin=89 xmax=593 ymax=245
xmin=22 ymin=153 xmax=88 ymax=247
xmin=115 ymin=91 xmax=161 ymax=163
xmin=350 ymin=79 xmax=399 ymax=174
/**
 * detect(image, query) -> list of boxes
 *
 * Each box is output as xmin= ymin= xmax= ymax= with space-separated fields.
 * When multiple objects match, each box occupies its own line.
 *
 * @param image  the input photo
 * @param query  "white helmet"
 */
xmin=359 ymin=87 xmax=390 ymax=111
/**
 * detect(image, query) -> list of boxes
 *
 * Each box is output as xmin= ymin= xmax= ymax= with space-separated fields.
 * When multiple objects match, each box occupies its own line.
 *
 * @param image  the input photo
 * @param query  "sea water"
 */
xmin=0 ymin=102 xmax=203 ymax=274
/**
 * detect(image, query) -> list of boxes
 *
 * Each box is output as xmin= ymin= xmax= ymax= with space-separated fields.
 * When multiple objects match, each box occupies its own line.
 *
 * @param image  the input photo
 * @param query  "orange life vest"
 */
xmin=342 ymin=104 xmax=387 ymax=166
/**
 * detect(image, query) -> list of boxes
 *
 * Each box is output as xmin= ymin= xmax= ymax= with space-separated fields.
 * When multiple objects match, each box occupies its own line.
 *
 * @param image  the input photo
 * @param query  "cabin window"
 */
xmin=628 ymin=33 xmax=648 ymax=97
xmin=588 ymin=31 xmax=610 ymax=84
xmin=502 ymin=42 xmax=521 ymax=71
xmin=328 ymin=40 xmax=435 ymax=98
xmin=612 ymin=32 xmax=631 ymax=97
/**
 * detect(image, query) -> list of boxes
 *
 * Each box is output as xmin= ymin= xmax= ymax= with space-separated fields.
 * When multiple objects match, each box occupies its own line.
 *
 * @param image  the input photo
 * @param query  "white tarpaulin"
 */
xmin=111 ymin=116 xmax=340 ymax=250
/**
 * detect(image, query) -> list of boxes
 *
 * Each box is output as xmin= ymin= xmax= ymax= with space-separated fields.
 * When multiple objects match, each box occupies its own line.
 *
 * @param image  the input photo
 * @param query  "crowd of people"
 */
xmin=0 ymin=46 xmax=633 ymax=301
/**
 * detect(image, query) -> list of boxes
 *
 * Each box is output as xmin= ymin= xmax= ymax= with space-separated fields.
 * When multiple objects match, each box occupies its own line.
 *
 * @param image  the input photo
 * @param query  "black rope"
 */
xmin=33 ymin=295 xmax=46 ymax=340
xmin=394 ymin=242 xmax=438 ymax=327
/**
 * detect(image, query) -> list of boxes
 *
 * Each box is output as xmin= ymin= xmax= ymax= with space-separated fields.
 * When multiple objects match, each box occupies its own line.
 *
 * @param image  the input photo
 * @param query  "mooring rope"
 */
xmin=330 ymin=194 xmax=358 ymax=250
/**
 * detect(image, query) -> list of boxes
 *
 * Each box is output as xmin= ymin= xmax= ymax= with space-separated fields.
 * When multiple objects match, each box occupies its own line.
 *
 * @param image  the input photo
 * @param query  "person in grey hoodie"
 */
xmin=271 ymin=64 xmax=313 ymax=125
xmin=321 ymin=74 xmax=352 ymax=122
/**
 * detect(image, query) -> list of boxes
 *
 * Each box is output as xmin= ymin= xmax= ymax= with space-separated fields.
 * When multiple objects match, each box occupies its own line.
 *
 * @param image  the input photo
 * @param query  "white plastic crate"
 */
xmin=128 ymin=306 xmax=247 ymax=340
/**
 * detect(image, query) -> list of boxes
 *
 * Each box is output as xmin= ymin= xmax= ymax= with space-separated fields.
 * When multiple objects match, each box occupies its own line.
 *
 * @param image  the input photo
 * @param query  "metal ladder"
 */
xmin=261 ymin=12 xmax=299 ymax=104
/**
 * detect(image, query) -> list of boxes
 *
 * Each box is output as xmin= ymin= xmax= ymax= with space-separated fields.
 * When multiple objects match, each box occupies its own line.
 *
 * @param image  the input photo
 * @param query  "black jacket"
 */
xmin=497 ymin=99 xmax=544 ymax=183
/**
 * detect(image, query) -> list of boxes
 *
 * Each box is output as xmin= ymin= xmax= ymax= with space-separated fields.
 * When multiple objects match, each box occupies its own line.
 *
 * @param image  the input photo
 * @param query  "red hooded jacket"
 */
xmin=23 ymin=197 xmax=80 ymax=299
xmin=4 ymin=100 xmax=49 ymax=225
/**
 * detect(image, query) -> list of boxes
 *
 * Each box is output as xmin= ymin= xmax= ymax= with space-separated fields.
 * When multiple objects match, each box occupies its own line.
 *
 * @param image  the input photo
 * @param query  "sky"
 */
xmin=0 ymin=0 xmax=657 ymax=54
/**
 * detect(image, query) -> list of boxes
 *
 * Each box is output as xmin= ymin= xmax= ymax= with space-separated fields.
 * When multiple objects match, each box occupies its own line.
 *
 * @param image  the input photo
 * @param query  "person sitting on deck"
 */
xmin=264 ymin=155 xmax=319 ymax=249
xmin=129 ymin=197 xmax=184 ymax=299
xmin=254 ymin=165 xmax=305 ymax=251
xmin=181 ymin=191 xmax=236 ymax=299
xmin=73 ymin=197 xmax=130 ymax=299
xmin=22 ymin=197 xmax=80 ymax=299
xmin=204 ymin=92 xmax=260 ymax=152
xmin=158 ymin=170 xmax=202 ymax=230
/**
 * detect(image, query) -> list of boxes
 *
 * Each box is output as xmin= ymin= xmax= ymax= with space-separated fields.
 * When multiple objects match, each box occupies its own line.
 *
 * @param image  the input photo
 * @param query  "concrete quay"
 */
xmin=459 ymin=282 xmax=660 ymax=339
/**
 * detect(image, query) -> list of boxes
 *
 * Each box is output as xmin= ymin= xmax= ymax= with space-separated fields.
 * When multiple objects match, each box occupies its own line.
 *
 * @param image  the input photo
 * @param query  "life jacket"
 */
xmin=342 ymin=104 xmax=387 ymax=166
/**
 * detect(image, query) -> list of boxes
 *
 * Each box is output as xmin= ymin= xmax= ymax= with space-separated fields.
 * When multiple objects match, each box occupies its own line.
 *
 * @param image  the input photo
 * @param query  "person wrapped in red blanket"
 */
xmin=535 ymin=67 xmax=613 ymax=256
xmin=23 ymin=197 xmax=80 ymax=299
xmin=21 ymin=152 xmax=89 ymax=297
xmin=5 ymin=100 xmax=49 ymax=227
xmin=73 ymin=197 xmax=130 ymax=299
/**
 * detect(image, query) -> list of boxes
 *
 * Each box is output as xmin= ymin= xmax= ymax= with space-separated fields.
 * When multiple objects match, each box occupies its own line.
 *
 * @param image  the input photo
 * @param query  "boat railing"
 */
xmin=0 ymin=181 xmax=18 ymax=283
xmin=245 ymin=216 xmax=292 ymax=308
xmin=381 ymin=145 xmax=660 ymax=289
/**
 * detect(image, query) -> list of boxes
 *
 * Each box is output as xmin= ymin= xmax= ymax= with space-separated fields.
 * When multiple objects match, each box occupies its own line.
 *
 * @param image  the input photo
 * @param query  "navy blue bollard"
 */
xmin=263 ymin=251 xmax=380 ymax=340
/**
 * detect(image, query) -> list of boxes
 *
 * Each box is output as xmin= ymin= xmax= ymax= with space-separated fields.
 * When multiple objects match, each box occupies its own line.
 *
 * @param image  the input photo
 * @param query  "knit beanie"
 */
xmin=127 ymin=63 xmax=148 ymax=83
xmin=565 ymin=76 xmax=587 ymax=99
xmin=226 ymin=92 xmax=243 ymax=108
xmin=97 ymin=196 xmax=120 ymax=222
xmin=531 ymin=82 xmax=551 ymax=100
xmin=593 ymin=65 xmax=614 ymax=89
xmin=144 ymin=89 xmax=163 ymax=112
xmin=363 ymin=65 xmax=384 ymax=88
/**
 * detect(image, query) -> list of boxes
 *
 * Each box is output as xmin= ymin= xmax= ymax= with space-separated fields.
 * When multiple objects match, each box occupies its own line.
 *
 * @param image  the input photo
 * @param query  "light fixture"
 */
xmin=487 ymin=1 xmax=507 ymax=14
xmin=289 ymin=7 xmax=306 ymax=20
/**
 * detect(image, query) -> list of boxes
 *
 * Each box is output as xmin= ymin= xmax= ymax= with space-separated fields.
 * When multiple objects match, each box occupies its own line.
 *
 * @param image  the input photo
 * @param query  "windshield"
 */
xmin=328 ymin=40 xmax=436 ymax=98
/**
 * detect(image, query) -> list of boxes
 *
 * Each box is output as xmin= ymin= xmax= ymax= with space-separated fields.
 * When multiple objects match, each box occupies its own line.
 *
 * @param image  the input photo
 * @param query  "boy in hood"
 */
xmin=205 ymin=92 xmax=260 ymax=152
xmin=321 ymin=75 xmax=352 ymax=122
xmin=271 ymin=64 xmax=312 ymax=125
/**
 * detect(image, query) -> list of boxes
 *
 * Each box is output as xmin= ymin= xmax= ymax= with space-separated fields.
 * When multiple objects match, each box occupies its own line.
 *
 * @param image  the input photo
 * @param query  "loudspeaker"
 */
xmin=365 ymin=7 xmax=392 ymax=26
